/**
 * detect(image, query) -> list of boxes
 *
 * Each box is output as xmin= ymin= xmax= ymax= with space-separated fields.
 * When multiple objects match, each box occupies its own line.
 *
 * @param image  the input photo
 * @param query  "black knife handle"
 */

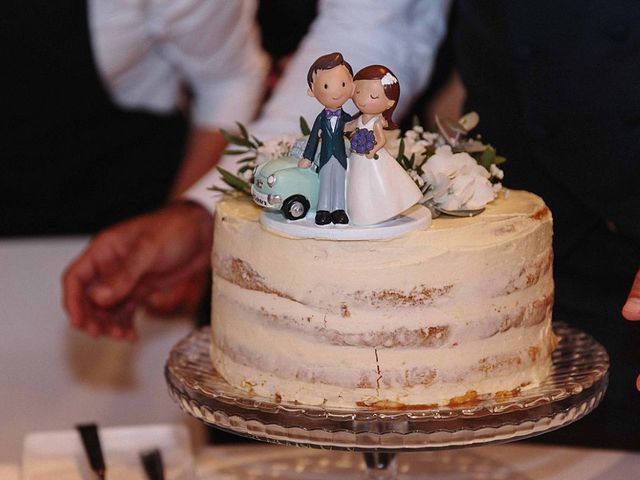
xmin=140 ymin=448 xmax=165 ymax=480
xmin=76 ymin=423 xmax=106 ymax=478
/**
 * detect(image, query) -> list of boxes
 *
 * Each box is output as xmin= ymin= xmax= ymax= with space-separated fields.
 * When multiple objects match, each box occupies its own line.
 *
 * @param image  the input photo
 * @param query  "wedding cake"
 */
xmin=209 ymin=54 xmax=557 ymax=408
xmin=210 ymin=190 xmax=557 ymax=408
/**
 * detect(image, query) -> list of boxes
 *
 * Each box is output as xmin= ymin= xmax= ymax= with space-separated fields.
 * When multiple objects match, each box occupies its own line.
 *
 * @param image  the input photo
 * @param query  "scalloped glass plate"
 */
xmin=165 ymin=323 xmax=608 ymax=451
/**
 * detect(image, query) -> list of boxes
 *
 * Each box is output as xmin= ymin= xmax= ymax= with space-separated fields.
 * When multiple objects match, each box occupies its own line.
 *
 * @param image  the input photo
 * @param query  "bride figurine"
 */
xmin=346 ymin=65 xmax=423 ymax=226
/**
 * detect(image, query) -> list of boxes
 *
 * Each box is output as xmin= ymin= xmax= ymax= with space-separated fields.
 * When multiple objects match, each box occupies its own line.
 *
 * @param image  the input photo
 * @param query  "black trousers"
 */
xmin=528 ymin=222 xmax=640 ymax=451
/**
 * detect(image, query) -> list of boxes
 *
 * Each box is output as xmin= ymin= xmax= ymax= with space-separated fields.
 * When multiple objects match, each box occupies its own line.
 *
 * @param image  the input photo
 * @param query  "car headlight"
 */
xmin=267 ymin=174 xmax=277 ymax=187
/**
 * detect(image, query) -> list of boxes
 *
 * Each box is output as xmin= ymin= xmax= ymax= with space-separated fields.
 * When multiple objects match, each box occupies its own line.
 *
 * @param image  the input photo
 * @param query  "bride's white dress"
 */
xmin=346 ymin=115 xmax=423 ymax=225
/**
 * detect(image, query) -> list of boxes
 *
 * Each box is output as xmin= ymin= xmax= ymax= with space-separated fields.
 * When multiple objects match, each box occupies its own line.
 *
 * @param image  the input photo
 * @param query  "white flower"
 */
xmin=492 ymin=182 xmax=503 ymax=193
xmin=420 ymin=145 xmax=496 ymax=210
xmin=381 ymin=72 xmax=398 ymax=85
xmin=424 ymin=146 xmax=489 ymax=179
xmin=422 ymin=131 xmax=441 ymax=145
xmin=407 ymin=169 xmax=425 ymax=188
xmin=256 ymin=134 xmax=299 ymax=164
xmin=394 ymin=129 xmax=432 ymax=166
xmin=404 ymin=129 xmax=421 ymax=143
xmin=490 ymin=163 xmax=505 ymax=180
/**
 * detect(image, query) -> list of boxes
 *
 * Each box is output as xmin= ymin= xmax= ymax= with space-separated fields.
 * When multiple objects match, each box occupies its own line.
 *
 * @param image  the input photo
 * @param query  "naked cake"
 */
xmin=209 ymin=190 xmax=557 ymax=408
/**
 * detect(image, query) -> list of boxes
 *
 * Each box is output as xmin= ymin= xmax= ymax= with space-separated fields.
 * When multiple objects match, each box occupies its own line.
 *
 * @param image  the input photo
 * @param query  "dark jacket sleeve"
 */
xmin=342 ymin=110 xmax=353 ymax=123
xmin=303 ymin=113 xmax=322 ymax=161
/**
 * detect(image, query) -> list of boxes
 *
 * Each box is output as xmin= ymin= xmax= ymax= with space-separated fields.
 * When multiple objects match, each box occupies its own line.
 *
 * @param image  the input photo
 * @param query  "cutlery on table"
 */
xmin=140 ymin=448 xmax=165 ymax=480
xmin=76 ymin=423 xmax=106 ymax=479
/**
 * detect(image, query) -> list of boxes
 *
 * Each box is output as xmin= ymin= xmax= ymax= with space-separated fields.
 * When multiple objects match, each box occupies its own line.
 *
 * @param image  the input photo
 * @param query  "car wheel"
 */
xmin=282 ymin=195 xmax=310 ymax=220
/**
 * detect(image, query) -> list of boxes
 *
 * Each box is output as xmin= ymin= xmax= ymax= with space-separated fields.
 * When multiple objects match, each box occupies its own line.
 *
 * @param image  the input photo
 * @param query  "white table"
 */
xmin=2 ymin=443 xmax=640 ymax=479
xmin=0 ymin=237 xmax=203 ymax=463
xmin=195 ymin=444 xmax=640 ymax=479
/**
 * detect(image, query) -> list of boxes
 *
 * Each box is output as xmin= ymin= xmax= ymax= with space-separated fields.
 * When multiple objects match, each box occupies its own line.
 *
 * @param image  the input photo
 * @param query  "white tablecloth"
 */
xmin=196 ymin=444 xmax=640 ymax=479
xmin=3 ymin=443 xmax=640 ymax=479
xmin=0 ymin=237 xmax=203 ymax=462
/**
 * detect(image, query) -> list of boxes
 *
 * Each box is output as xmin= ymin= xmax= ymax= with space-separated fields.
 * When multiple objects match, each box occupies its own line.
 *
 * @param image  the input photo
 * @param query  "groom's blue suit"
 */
xmin=303 ymin=108 xmax=352 ymax=171
xmin=303 ymin=108 xmax=353 ymax=217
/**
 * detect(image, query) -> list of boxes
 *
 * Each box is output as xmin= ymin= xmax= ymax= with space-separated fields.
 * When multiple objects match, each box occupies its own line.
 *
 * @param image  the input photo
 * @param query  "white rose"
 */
xmin=421 ymin=145 xmax=496 ymax=210
xmin=420 ymin=169 xmax=450 ymax=203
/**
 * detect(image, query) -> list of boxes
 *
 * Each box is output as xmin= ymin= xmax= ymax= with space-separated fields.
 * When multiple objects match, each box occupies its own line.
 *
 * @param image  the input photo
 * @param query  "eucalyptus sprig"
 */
xmin=210 ymin=117 xmax=310 ymax=196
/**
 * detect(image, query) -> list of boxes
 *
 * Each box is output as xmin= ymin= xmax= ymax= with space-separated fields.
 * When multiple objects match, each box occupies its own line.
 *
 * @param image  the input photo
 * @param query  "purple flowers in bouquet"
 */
xmin=351 ymin=127 xmax=378 ymax=158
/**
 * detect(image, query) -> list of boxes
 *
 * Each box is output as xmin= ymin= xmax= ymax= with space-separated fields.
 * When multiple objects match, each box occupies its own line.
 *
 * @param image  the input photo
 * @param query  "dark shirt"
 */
xmin=2 ymin=1 xmax=187 ymax=236
xmin=455 ymin=0 xmax=640 ymax=450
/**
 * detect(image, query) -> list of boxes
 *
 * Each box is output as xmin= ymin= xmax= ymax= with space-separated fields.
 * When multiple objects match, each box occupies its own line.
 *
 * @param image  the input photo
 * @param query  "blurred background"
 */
xmin=0 ymin=0 xmax=463 ymax=461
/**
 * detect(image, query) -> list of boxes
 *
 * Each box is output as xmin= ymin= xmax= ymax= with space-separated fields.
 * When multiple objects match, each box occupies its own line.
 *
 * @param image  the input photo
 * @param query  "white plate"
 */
xmin=22 ymin=424 xmax=195 ymax=480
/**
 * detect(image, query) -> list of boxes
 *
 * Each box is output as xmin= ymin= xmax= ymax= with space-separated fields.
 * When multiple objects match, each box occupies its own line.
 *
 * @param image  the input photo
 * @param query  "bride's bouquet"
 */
xmin=350 ymin=127 xmax=378 ymax=159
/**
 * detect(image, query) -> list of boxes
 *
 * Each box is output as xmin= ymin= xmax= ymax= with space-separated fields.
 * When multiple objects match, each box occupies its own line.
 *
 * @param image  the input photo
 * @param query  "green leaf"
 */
xmin=251 ymin=135 xmax=264 ymax=147
xmin=299 ymin=116 xmax=311 ymax=136
xmin=208 ymin=186 xmax=231 ymax=194
xmin=217 ymin=167 xmax=251 ymax=193
xmin=478 ymin=146 xmax=496 ymax=170
xmin=424 ymin=144 xmax=436 ymax=159
xmin=397 ymin=139 xmax=405 ymax=161
xmin=493 ymin=155 xmax=507 ymax=165
xmin=237 ymin=155 xmax=257 ymax=164
xmin=221 ymin=128 xmax=254 ymax=148
xmin=224 ymin=149 xmax=251 ymax=155
xmin=236 ymin=122 xmax=250 ymax=141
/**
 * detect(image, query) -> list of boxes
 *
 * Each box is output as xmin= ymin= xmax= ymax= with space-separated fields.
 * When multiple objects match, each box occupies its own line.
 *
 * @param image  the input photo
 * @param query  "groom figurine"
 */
xmin=299 ymin=52 xmax=354 ymax=225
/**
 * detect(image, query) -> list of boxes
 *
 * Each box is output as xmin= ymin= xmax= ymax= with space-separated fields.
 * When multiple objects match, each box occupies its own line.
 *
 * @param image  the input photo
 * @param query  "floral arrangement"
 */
xmin=214 ymin=113 xmax=505 ymax=215
xmin=386 ymin=113 xmax=505 ymax=214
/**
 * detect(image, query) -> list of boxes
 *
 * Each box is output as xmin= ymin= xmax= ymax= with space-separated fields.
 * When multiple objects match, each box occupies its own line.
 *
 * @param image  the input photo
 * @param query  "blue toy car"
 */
xmin=251 ymin=156 xmax=320 ymax=220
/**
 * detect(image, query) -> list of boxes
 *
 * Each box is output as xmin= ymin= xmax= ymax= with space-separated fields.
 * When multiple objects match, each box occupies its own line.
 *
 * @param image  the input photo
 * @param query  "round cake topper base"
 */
xmin=259 ymin=205 xmax=432 ymax=240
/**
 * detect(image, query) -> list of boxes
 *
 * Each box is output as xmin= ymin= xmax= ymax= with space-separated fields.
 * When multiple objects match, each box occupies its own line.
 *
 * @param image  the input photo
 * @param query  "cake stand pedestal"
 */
xmin=165 ymin=323 xmax=608 ymax=479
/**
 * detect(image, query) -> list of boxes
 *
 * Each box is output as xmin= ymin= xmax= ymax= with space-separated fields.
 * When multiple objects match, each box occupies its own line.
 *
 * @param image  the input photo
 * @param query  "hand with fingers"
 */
xmin=622 ymin=269 xmax=640 ymax=390
xmin=63 ymin=201 xmax=213 ymax=340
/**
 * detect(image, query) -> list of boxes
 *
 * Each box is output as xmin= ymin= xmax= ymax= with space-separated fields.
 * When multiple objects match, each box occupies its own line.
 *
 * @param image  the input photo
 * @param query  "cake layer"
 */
xmin=211 ymin=190 xmax=557 ymax=407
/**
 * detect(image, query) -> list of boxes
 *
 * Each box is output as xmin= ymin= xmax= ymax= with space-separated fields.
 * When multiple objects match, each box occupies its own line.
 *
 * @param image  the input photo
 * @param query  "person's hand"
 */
xmin=63 ymin=201 xmax=213 ymax=340
xmin=622 ymin=269 xmax=640 ymax=390
xmin=298 ymin=158 xmax=312 ymax=169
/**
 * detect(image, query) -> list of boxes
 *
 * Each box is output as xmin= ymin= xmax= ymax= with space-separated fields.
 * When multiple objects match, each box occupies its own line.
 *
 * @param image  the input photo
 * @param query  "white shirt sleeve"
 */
xmin=90 ymin=0 xmax=269 ymax=130
xmin=185 ymin=0 xmax=451 ymax=213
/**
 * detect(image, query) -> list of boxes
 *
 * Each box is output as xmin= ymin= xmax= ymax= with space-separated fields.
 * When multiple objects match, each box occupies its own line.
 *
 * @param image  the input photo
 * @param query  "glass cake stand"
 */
xmin=165 ymin=323 xmax=608 ymax=479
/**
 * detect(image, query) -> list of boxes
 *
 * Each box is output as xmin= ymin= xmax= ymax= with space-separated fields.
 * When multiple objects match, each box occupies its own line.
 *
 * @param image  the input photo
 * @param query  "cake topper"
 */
xmin=213 ymin=53 xmax=508 ymax=239
xmin=344 ymin=65 xmax=423 ymax=226
xmin=298 ymin=52 xmax=355 ymax=226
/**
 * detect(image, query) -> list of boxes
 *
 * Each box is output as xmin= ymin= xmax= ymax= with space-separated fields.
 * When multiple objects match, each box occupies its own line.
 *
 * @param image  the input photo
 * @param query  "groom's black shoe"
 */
xmin=315 ymin=210 xmax=332 ymax=225
xmin=331 ymin=210 xmax=349 ymax=224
